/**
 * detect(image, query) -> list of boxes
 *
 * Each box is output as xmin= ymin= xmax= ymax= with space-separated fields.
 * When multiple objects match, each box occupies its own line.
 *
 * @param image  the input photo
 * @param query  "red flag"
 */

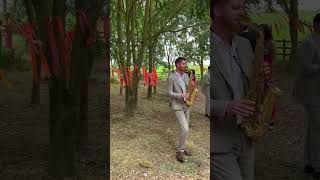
xmin=47 ymin=19 xmax=61 ymax=77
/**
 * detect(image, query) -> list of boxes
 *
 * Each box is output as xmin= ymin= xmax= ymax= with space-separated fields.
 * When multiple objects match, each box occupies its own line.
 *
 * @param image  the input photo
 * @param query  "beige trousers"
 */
xmin=174 ymin=106 xmax=190 ymax=150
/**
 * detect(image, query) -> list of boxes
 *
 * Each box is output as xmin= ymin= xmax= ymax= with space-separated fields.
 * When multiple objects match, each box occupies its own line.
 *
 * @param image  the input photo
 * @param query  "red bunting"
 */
xmin=112 ymin=66 xmax=157 ymax=87
xmin=18 ymin=22 xmax=51 ymax=79
xmin=142 ymin=67 xmax=148 ymax=86
xmin=77 ymin=10 xmax=96 ymax=47
xmin=47 ymin=19 xmax=62 ymax=77
xmin=55 ymin=16 xmax=73 ymax=81
xmin=151 ymin=66 xmax=158 ymax=87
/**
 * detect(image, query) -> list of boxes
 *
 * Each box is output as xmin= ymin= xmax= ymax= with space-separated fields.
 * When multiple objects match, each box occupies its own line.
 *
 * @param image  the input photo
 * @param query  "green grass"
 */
xmin=156 ymin=65 xmax=209 ymax=75
xmin=250 ymin=10 xmax=320 ymax=41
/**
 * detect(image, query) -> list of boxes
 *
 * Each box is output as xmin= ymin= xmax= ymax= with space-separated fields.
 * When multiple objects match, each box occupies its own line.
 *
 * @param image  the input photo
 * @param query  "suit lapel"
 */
xmin=211 ymin=46 xmax=233 ymax=92
xmin=234 ymin=36 xmax=252 ymax=81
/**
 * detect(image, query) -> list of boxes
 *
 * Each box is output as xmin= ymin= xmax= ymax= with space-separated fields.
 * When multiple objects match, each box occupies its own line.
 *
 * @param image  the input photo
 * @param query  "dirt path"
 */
xmin=110 ymin=81 xmax=210 ymax=180
xmin=0 ymin=60 xmax=108 ymax=179
xmin=110 ymin=68 xmax=313 ymax=180
xmin=255 ymin=69 xmax=313 ymax=180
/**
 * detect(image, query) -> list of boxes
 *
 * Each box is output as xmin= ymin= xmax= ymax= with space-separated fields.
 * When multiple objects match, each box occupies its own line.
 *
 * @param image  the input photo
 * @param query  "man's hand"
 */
xmin=225 ymin=99 xmax=256 ymax=118
xmin=262 ymin=62 xmax=271 ymax=83
xmin=182 ymin=93 xmax=190 ymax=99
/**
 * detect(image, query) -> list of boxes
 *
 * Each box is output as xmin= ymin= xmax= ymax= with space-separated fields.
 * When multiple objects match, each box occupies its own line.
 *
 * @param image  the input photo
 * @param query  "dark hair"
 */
xmin=210 ymin=0 xmax=228 ymax=20
xmin=191 ymin=69 xmax=195 ymax=74
xmin=175 ymin=57 xmax=187 ymax=67
xmin=314 ymin=13 xmax=320 ymax=26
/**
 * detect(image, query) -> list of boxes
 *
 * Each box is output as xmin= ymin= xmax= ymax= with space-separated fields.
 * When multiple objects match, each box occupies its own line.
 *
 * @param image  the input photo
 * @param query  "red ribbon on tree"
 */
xmin=127 ymin=67 xmax=133 ymax=87
xmin=18 ymin=23 xmax=51 ymax=80
xmin=152 ymin=66 xmax=158 ymax=87
xmin=134 ymin=65 xmax=140 ymax=78
xmin=55 ymin=16 xmax=73 ymax=81
xmin=142 ymin=66 xmax=149 ymax=86
xmin=77 ymin=9 xmax=96 ymax=47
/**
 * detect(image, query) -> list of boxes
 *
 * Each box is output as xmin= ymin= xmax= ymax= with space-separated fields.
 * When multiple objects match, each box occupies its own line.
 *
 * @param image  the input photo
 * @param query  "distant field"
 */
xmin=250 ymin=10 xmax=320 ymax=41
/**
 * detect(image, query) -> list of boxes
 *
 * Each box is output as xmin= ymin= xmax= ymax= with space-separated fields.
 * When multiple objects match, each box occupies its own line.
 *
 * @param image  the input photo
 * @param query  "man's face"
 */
xmin=177 ymin=60 xmax=187 ymax=71
xmin=215 ymin=0 xmax=245 ymax=32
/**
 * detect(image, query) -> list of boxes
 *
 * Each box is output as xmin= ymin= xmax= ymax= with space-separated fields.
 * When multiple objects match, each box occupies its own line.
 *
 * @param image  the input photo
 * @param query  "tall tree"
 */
xmin=276 ymin=0 xmax=299 ymax=69
xmin=24 ymin=0 xmax=42 ymax=105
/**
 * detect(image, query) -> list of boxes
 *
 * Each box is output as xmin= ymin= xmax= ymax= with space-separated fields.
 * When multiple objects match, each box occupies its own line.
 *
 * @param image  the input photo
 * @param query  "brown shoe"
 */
xmin=176 ymin=151 xmax=184 ymax=163
xmin=184 ymin=148 xmax=192 ymax=156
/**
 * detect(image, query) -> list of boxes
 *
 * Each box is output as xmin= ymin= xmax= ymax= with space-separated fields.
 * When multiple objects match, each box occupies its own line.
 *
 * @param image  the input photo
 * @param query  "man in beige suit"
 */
xmin=167 ymin=57 xmax=193 ymax=163
xmin=210 ymin=0 xmax=271 ymax=179
xmin=295 ymin=13 xmax=320 ymax=179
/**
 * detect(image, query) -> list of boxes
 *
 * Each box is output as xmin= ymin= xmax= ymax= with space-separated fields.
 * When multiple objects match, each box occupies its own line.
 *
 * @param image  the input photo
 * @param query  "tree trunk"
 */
xmin=199 ymin=60 xmax=204 ymax=82
xmin=287 ymin=0 xmax=298 ymax=71
xmin=266 ymin=0 xmax=274 ymax=12
xmin=0 ymin=19 xmax=2 ymax=59
xmin=3 ymin=0 xmax=7 ymax=13
xmin=25 ymin=0 xmax=41 ymax=105
xmin=115 ymin=0 xmax=125 ymax=95
xmin=76 ymin=0 xmax=104 ymax=146
xmin=32 ymin=0 xmax=76 ymax=175
xmin=30 ymin=54 xmax=41 ymax=104
xmin=104 ymin=0 xmax=110 ymax=176
xmin=52 ymin=0 xmax=77 ymax=176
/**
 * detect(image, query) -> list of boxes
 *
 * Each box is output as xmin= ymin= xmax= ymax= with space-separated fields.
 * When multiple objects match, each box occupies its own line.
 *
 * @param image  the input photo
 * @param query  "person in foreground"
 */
xmin=294 ymin=13 xmax=320 ymax=180
xmin=210 ymin=0 xmax=271 ymax=179
xmin=167 ymin=57 xmax=193 ymax=163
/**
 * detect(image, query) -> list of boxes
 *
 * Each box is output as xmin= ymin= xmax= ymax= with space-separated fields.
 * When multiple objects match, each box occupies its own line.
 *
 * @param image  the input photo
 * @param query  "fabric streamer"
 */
xmin=47 ymin=19 xmax=62 ymax=77
xmin=18 ymin=23 xmax=52 ymax=79
xmin=77 ymin=10 xmax=96 ymax=47
xmin=142 ymin=66 xmax=148 ymax=86
xmin=128 ymin=67 xmax=133 ymax=87
xmin=152 ymin=67 xmax=158 ymax=86
xmin=55 ymin=16 xmax=72 ymax=81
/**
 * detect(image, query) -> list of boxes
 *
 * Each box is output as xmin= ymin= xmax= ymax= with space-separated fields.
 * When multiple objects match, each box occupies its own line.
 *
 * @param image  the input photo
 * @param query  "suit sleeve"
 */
xmin=211 ymin=99 xmax=228 ymax=118
xmin=210 ymin=62 xmax=228 ymax=118
xmin=296 ymin=40 xmax=320 ymax=75
xmin=167 ymin=75 xmax=183 ymax=99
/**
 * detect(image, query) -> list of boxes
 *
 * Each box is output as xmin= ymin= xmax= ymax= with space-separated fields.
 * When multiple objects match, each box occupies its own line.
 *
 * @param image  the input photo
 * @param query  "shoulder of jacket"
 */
xmin=235 ymin=35 xmax=251 ymax=44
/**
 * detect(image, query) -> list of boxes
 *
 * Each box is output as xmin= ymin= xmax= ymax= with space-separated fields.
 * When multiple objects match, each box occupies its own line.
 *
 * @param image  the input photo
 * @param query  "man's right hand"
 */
xmin=225 ymin=99 xmax=256 ymax=118
xmin=182 ymin=93 xmax=190 ymax=99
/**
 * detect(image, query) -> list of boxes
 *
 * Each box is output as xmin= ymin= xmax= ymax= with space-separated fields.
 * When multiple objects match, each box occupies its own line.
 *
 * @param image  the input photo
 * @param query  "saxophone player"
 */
xmin=167 ymin=57 xmax=193 ymax=163
xmin=294 ymin=13 xmax=320 ymax=179
xmin=210 ymin=0 xmax=271 ymax=179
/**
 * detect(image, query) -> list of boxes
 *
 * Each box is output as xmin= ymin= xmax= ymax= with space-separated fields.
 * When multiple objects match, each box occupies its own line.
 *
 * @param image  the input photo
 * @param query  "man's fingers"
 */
xmin=234 ymin=106 xmax=254 ymax=116
xmin=239 ymin=99 xmax=256 ymax=106
xmin=233 ymin=109 xmax=251 ymax=118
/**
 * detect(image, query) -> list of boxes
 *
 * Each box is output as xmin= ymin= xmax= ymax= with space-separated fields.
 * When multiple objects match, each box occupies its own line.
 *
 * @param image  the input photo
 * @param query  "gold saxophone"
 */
xmin=185 ymin=69 xmax=198 ymax=106
xmin=240 ymin=28 xmax=282 ymax=142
